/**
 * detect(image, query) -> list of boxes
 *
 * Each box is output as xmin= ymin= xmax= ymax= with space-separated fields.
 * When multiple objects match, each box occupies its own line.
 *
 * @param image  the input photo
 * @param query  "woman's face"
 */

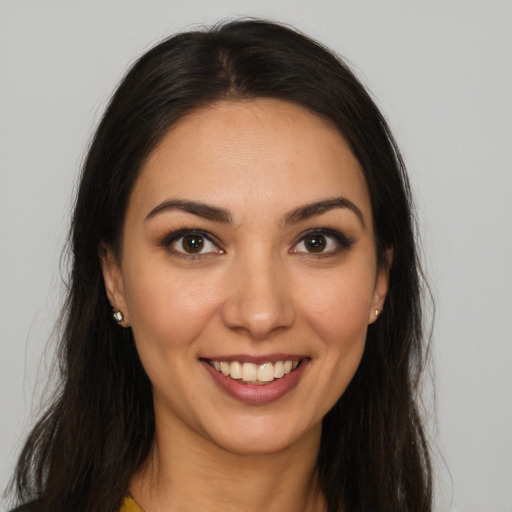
xmin=102 ymin=99 xmax=389 ymax=455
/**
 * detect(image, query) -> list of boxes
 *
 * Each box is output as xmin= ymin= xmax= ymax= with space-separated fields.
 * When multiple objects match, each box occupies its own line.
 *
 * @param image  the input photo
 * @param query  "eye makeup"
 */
xmin=157 ymin=228 xmax=224 ymax=259
xmin=291 ymin=227 xmax=354 ymax=255
xmin=156 ymin=224 xmax=354 ymax=262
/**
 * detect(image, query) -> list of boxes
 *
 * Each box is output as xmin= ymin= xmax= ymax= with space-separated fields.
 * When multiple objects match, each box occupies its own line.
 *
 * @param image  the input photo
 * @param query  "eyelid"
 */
xmin=157 ymin=226 xmax=352 ymax=257
xmin=290 ymin=227 xmax=353 ymax=254
xmin=158 ymin=228 xmax=224 ymax=256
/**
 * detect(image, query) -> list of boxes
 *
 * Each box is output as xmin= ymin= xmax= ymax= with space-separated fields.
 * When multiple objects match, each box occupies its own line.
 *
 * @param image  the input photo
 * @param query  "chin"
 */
xmin=202 ymin=414 xmax=322 ymax=457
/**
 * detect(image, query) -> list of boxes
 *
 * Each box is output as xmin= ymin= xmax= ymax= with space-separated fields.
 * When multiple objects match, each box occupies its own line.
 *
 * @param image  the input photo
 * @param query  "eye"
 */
xmin=160 ymin=229 xmax=223 ymax=257
xmin=291 ymin=229 xmax=352 ymax=255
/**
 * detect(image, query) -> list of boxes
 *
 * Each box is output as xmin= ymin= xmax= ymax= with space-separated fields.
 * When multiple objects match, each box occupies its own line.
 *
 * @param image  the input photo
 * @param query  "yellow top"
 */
xmin=120 ymin=495 xmax=144 ymax=512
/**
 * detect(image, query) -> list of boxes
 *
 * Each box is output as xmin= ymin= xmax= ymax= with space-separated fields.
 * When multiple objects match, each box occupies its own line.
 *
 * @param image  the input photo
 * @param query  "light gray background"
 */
xmin=1 ymin=1 xmax=511 ymax=511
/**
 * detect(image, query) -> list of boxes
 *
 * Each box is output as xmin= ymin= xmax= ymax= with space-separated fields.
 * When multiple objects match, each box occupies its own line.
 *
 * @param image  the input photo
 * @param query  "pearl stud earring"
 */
xmin=113 ymin=311 xmax=124 ymax=324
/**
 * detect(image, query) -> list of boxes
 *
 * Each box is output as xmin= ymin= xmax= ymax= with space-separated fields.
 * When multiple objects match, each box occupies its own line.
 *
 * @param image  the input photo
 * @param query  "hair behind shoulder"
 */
xmin=11 ymin=19 xmax=432 ymax=512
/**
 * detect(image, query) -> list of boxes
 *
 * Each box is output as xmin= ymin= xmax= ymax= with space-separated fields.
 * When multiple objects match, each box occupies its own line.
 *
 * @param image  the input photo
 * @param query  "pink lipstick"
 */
xmin=200 ymin=357 xmax=309 ymax=404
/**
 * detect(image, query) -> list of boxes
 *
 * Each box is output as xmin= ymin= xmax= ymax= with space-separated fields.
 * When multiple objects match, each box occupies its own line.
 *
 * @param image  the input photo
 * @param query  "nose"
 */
xmin=221 ymin=253 xmax=295 ymax=340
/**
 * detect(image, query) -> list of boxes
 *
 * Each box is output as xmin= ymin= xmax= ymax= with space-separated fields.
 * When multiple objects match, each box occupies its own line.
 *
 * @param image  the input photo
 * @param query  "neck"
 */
xmin=130 ymin=415 xmax=325 ymax=512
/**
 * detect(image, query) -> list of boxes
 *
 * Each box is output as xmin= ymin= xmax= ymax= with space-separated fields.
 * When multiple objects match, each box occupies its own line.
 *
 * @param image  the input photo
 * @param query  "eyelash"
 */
xmin=158 ymin=228 xmax=223 ymax=259
xmin=158 ymin=227 xmax=353 ymax=258
xmin=291 ymin=228 xmax=353 ymax=256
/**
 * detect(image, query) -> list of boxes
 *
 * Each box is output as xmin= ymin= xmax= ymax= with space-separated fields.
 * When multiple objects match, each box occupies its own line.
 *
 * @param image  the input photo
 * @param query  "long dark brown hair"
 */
xmin=11 ymin=19 xmax=432 ymax=512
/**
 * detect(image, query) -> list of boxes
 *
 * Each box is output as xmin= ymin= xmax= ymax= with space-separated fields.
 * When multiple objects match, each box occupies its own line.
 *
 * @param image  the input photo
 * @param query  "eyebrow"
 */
xmin=145 ymin=199 xmax=232 ymax=224
xmin=145 ymin=196 xmax=365 ymax=228
xmin=281 ymin=197 xmax=365 ymax=228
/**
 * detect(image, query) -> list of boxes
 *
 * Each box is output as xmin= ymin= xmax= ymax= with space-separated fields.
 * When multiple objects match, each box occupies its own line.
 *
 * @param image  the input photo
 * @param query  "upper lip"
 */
xmin=201 ymin=354 xmax=310 ymax=364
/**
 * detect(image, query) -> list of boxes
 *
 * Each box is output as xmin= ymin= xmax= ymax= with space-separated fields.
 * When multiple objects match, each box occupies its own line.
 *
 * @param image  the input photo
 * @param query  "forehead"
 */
xmin=129 ymin=98 xmax=372 ymax=224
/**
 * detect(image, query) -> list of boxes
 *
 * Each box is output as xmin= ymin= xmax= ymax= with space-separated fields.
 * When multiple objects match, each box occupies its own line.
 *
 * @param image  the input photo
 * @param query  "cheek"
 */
xmin=298 ymin=267 xmax=375 ymax=346
xmin=123 ymin=266 xmax=221 ymax=357
xmin=288 ymin=266 xmax=375 ymax=418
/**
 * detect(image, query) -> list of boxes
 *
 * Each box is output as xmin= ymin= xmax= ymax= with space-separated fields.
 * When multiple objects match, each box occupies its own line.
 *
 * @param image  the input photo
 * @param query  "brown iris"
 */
xmin=182 ymin=234 xmax=204 ymax=253
xmin=304 ymin=234 xmax=326 ymax=253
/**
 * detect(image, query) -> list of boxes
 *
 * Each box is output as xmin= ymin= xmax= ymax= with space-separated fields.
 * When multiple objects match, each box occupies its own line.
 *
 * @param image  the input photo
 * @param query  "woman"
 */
xmin=10 ymin=19 xmax=432 ymax=512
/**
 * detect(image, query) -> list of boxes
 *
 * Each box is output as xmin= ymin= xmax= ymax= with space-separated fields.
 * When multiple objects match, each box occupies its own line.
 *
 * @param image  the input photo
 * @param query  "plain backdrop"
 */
xmin=1 ymin=1 xmax=511 ymax=511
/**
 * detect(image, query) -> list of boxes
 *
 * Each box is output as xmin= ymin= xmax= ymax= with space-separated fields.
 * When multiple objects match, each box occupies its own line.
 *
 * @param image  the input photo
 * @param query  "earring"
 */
xmin=113 ymin=311 xmax=124 ymax=324
xmin=374 ymin=309 xmax=380 ymax=318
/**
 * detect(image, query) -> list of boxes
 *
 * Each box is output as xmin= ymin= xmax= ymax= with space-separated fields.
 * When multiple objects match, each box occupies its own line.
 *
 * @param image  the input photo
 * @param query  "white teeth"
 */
xmin=230 ymin=361 xmax=242 ymax=380
xmin=220 ymin=361 xmax=230 ymax=376
xmin=242 ymin=362 xmax=257 ymax=382
xmin=273 ymin=361 xmax=285 ymax=379
xmin=257 ymin=362 xmax=274 ymax=382
xmin=210 ymin=359 xmax=300 ymax=383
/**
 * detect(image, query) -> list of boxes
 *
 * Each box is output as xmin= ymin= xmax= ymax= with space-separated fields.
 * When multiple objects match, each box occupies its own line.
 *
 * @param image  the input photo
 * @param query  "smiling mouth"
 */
xmin=205 ymin=359 xmax=301 ymax=385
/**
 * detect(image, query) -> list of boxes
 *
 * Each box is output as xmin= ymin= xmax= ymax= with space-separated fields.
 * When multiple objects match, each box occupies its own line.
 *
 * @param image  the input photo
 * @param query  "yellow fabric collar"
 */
xmin=120 ymin=495 xmax=144 ymax=512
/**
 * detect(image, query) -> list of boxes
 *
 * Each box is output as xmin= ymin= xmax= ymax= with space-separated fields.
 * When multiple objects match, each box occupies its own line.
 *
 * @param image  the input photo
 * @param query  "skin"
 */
xmin=101 ymin=99 xmax=390 ymax=512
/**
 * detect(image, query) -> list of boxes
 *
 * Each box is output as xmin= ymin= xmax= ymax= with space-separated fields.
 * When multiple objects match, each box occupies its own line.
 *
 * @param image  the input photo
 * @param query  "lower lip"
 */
xmin=201 ymin=360 xmax=308 ymax=404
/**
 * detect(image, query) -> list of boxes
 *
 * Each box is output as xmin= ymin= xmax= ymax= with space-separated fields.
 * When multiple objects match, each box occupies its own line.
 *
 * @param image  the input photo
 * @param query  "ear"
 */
xmin=368 ymin=247 xmax=393 ymax=324
xmin=99 ymin=243 xmax=130 ymax=327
